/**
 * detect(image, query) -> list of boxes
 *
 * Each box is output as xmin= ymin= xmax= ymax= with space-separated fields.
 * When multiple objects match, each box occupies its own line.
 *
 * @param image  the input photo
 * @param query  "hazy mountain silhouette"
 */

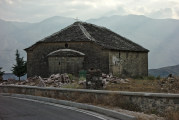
xmin=149 ymin=64 xmax=179 ymax=77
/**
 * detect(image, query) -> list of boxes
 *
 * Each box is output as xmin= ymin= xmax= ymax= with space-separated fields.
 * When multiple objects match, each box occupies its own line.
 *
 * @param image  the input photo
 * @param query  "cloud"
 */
xmin=148 ymin=8 xmax=174 ymax=19
xmin=0 ymin=0 xmax=14 ymax=4
xmin=0 ymin=0 xmax=179 ymax=22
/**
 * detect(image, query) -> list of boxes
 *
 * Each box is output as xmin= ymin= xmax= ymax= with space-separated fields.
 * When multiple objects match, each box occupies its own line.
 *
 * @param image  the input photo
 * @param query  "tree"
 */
xmin=0 ymin=67 xmax=5 ymax=81
xmin=12 ymin=50 xmax=27 ymax=81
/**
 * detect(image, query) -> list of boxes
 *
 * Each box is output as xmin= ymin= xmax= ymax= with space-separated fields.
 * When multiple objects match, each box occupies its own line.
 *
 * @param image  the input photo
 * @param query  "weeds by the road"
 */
xmin=165 ymin=110 xmax=179 ymax=120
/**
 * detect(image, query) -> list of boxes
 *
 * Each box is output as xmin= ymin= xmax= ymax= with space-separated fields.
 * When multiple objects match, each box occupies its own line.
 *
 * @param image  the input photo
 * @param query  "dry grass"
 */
xmin=61 ymin=83 xmax=82 ymax=89
xmin=63 ymin=76 xmax=179 ymax=93
xmin=103 ymin=76 xmax=179 ymax=93
xmin=165 ymin=110 xmax=179 ymax=120
xmin=54 ymin=92 xmax=164 ymax=120
xmin=63 ymin=92 xmax=142 ymax=112
xmin=104 ymin=78 xmax=162 ymax=93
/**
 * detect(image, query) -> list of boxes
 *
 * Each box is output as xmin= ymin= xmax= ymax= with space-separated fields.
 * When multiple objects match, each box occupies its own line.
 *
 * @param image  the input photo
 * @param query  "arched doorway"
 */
xmin=47 ymin=49 xmax=85 ymax=75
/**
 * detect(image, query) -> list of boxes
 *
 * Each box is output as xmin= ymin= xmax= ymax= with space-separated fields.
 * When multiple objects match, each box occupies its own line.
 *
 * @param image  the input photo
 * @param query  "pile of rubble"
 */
xmin=79 ymin=68 xmax=130 ymax=89
xmin=0 ymin=71 xmax=130 ymax=89
xmin=86 ymin=69 xmax=103 ymax=89
xmin=102 ymin=73 xmax=129 ymax=84
xmin=0 ymin=78 xmax=18 ymax=85
xmin=158 ymin=75 xmax=179 ymax=93
xmin=0 ymin=73 xmax=72 ymax=87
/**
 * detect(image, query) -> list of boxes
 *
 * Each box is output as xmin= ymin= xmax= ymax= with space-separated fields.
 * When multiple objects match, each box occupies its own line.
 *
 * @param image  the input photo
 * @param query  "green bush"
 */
xmin=68 ymin=74 xmax=79 ymax=81
xmin=156 ymin=75 xmax=161 ymax=80
xmin=133 ymin=75 xmax=144 ymax=80
xmin=0 ymin=67 xmax=4 ymax=76
xmin=68 ymin=74 xmax=74 ymax=80
xmin=79 ymin=76 xmax=86 ymax=81
xmin=146 ymin=75 xmax=155 ymax=80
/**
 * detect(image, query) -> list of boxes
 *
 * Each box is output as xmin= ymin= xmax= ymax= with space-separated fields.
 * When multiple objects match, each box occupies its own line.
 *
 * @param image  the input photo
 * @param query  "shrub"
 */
xmin=75 ymin=93 xmax=141 ymax=112
xmin=133 ymin=75 xmax=144 ymax=80
xmin=0 ymin=67 xmax=4 ymax=76
xmin=68 ymin=74 xmax=77 ymax=80
xmin=133 ymin=75 xmax=156 ymax=80
xmin=0 ymin=67 xmax=4 ymax=81
xmin=156 ymin=75 xmax=161 ymax=80
xmin=146 ymin=75 xmax=155 ymax=80
xmin=79 ymin=76 xmax=86 ymax=81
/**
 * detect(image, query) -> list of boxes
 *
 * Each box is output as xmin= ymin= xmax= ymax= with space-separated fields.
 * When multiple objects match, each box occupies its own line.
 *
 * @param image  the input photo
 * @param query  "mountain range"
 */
xmin=149 ymin=64 xmax=179 ymax=77
xmin=0 ymin=15 xmax=179 ymax=73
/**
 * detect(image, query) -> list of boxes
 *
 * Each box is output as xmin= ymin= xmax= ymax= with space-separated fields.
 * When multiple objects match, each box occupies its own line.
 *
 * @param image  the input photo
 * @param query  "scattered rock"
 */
xmin=85 ymin=68 xmax=130 ymax=89
xmin=158 ymin=75 xmax=179 ymax=93
xmin=78 ymin=80 xmax=86 ymax=85
xmin=37 ymin=76 xmax=46 ymax=87
xmin=0 ymin=73 xmax=72 ymax=88
xmin=102 ymin=74 xmax=129 ymax=84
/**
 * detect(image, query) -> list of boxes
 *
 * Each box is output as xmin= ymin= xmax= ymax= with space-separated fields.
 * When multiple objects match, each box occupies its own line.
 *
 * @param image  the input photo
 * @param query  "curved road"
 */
xmin=0 ymin=95 xmax=110 ymax=120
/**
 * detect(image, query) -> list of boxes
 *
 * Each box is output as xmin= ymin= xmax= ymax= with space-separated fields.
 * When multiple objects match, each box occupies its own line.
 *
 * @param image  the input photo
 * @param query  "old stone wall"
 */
xmin=109 ymin=51 xmax=148 ymax=77
xmin=0 ymin=85 xmax=178 ymax=114
xmin=26 ymin=42 xmax=109 ymax=77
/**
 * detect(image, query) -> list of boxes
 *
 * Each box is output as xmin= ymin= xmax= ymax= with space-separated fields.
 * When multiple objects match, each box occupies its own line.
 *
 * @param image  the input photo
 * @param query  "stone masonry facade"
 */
xmin=26 ymin=41 xmax=148 ymax=77
xmin=26 ymin=42 xmax=109 ymax=77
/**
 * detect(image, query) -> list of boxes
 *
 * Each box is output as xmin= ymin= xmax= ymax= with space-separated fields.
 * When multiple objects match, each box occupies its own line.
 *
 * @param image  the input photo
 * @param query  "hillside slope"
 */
xmin=149 ymin=64 xmax=179 ymax=77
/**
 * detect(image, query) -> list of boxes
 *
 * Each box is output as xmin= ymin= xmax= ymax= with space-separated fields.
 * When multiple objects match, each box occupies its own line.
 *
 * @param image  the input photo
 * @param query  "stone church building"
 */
xmin=25 ymin=22 xmax=149 ymax=78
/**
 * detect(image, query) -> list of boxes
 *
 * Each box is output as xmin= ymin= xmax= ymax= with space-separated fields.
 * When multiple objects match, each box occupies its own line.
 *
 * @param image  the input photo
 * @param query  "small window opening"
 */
xmin=65 ymin=43 xmax=68 ymax=48
xmin=59 ymin=62 xmax=61 ymax=65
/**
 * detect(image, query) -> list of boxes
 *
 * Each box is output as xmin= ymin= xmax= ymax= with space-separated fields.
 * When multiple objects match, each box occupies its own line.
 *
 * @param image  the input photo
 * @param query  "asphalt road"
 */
xmin=0 ymin=96 xmax=106 ymax=120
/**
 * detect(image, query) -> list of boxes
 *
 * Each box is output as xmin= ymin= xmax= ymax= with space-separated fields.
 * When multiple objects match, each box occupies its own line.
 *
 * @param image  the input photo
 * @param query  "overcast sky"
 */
xmin=0 ymin=0 xmax=179 ymax=22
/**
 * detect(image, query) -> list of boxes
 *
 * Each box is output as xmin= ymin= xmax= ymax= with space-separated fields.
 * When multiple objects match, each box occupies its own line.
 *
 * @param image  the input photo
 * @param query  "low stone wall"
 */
xmin=0 ymin=85 xmax=179 ymax=114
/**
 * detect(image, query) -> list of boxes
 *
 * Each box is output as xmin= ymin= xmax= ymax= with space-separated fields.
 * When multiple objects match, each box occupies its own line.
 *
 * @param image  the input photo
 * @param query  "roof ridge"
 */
xmin=78 ymin=23 xmax=96 ymax=42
